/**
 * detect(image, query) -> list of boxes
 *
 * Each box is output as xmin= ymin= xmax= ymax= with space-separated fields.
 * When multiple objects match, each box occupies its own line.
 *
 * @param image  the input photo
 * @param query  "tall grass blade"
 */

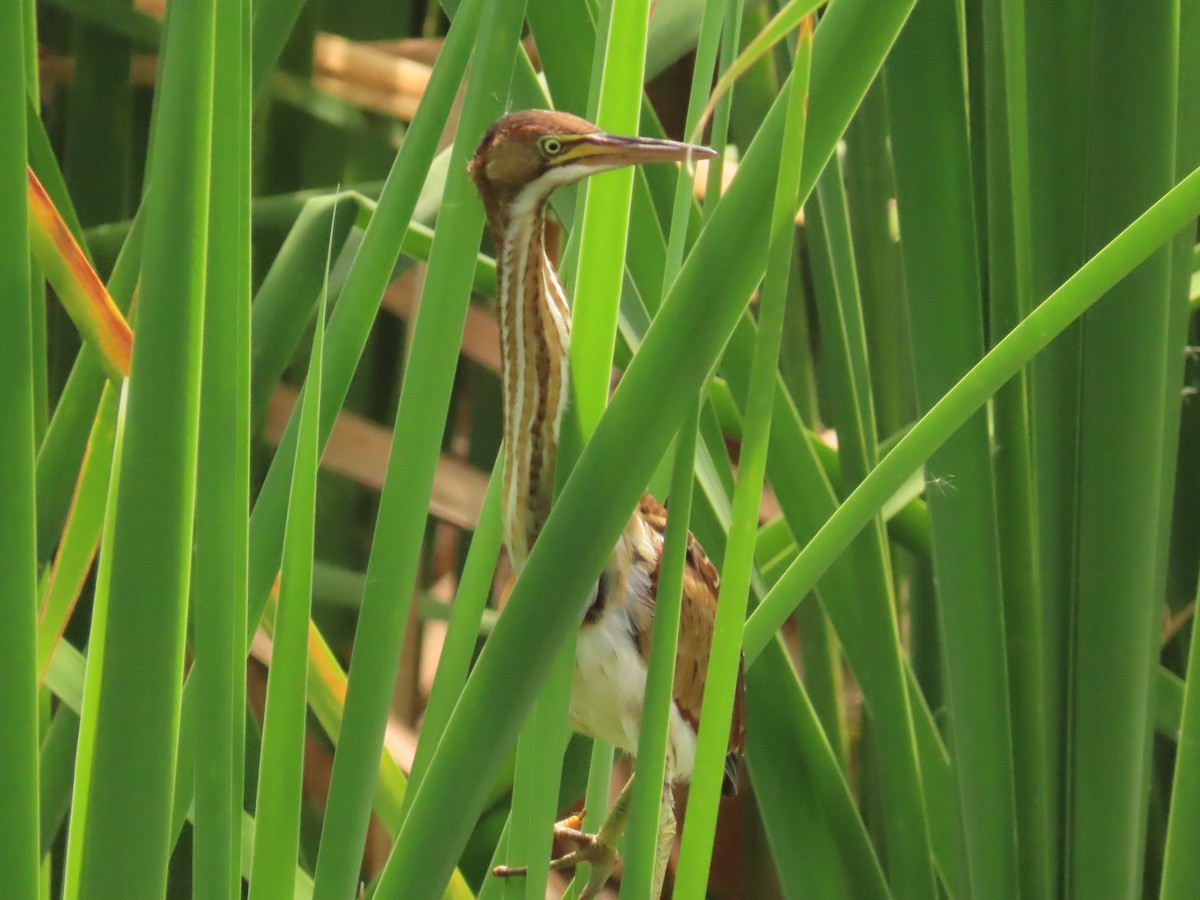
xmin=746 ymin=163 xmax=1200 ymax=654
xmin=689 ymin=0 xmax=823 ymax=143
xmin=193 ymin=0 xmax=252 ymax=895
xmin=372 ymin=0 xmax=924 ymax=885
xmin=570 ymin=0 xmax=652 ymax=434
xmin=676 ymin=18 xmax=812 ymax=898
xmin=35 ymin=214 xmax=140 ymax=564
xmin=886 ymin=2 xmax=1020 ymax=895
xmin=241 ymin=0 xmax=481 ymax=677
xmin=67 ymin=0 xmax=215 ymax=890
xmin=620 ymin=0 xmax=728 ymax=889
xmin=1160 ymin=573 xmax=1200 ymax=898
xmin=26 ymin=171 xmax=131 ymax=380
xmin=249 ymin=193 xmax=361 ymax=426
xmin=161 ymin=0 xmax=484 ymax=877
xmin=746 ymin=645 xmax=890 ymax=900
xmin=308 ymin=2 xmax=528 ymax=896
xmin=35 ymin=388 xmax=117 ymax=680
xmin=977 ymin=1 xmax=1052 ymax=889
xmin=247 ymin=257 xmax=324 ymax=900
xmin=515 ymin=1 xmax=655 ymax=895
xmin=61 ymin=385 xmax=126 ymax=898
xmin=622 ymin=403 xmax=699 ymax=899
xmin=1023 ymin=6 xmax=1092 ymax=881
xmin=403 ymin=462 xmax=503 ymax=805
xmin=0 ymin=3 xmax=41 ymax=895
xmin=1069 ymin=5 xmax=1180 ymax=894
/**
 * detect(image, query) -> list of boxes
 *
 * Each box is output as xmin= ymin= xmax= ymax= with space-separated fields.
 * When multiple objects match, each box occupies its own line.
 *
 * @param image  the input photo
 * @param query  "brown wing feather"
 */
xmin=635 ymin=495 xmax=747 ymax=758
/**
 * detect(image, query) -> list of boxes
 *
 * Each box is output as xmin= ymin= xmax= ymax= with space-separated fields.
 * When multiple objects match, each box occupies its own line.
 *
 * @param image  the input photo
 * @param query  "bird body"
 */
xmin=572 ymin=495 xmax=744 ymax=790
xmin=469 ymin=110 xmax=745 ymax=896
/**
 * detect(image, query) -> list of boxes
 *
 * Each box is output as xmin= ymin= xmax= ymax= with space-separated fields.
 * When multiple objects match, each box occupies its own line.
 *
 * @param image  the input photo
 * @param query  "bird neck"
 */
xmin=493 ymin=197 xmax=572 ymax=570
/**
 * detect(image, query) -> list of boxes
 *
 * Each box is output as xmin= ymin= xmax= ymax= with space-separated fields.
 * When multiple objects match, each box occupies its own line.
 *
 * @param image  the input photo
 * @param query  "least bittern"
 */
xmin=469 ymin=110 xmax=746 ymax=899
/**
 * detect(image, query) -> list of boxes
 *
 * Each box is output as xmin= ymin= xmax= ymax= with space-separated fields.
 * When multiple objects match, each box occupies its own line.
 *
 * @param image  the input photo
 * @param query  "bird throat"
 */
xmin=494 ymin=196 xmax=572 ymax=570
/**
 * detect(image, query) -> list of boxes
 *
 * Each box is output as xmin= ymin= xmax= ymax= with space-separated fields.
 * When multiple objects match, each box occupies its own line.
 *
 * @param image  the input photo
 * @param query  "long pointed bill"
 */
xmin=571 ymin=133 xmax=719 ymax=169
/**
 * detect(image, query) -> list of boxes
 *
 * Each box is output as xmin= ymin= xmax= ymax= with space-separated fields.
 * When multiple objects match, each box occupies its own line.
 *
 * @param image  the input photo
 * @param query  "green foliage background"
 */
xmin=7 ymin=0 xmax=1200 ymax=897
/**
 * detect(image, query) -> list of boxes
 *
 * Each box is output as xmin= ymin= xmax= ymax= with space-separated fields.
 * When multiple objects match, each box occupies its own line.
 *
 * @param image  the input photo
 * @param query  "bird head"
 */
xmin=469 ymin=109 xmax=717 ymax=227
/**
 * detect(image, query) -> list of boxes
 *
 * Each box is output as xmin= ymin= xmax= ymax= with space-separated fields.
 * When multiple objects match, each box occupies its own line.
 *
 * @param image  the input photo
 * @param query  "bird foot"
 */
xmin=492 ymin=823 xmax=618 ymax=900
xmin=553 ymin=811 xmax=587 ymax=843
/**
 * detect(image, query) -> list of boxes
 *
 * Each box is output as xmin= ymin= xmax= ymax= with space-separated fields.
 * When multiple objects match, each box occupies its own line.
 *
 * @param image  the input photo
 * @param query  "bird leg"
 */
xmin=493 ymin=775 xmax=637 ymax=900
xmin=652 ymin=780 xmax=676 ymax=900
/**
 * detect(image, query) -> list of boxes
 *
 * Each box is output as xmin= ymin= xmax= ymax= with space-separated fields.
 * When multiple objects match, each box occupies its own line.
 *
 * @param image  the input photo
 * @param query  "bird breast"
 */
xmin=567 ymin=519 xmax=699 ymax=784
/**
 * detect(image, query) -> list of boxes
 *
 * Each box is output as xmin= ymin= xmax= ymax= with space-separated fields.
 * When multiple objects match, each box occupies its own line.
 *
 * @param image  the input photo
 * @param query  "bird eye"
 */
xmin=540 ymin=137 xmax=564 ymax=157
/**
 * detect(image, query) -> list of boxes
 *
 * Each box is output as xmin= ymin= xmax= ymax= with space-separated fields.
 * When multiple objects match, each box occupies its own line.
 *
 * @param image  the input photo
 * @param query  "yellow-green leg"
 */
xmin=652 ymin=780 xmax=676 ymax=900
xmin=493 ymin=776 xmax=637 ymax=899
xmin=492 ymin=774 xmax=679 ymax=899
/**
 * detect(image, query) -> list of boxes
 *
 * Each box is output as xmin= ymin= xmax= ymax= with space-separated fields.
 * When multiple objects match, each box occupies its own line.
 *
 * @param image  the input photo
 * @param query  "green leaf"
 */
xmin=192 ymin=0 xmax=252 ymax=895
xmin=372 ymin=3 xmax=923 ymax=893
xmin=886 ymin=2 xmax=1022 ymax=894
xmin=247 ymin=221 xmax=324 ymax=900
xmin=676 ymin=16 xmax=813 ymax=897
xmin=66 ymin=0 xmax=215 ymax=891
xmin=0 ymin=2 xmax=41 ymax=894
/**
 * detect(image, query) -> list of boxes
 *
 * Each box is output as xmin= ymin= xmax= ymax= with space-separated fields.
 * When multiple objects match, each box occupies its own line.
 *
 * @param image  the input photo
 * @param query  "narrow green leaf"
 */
xmin=690 ymin=0 xmax=825 ymax=144
xmin=68 ymin=0 xmax=215 ymax=889
xmin=569 ymin=0 xmax=653 ymax=434
xmin=621 ymin=403 xmax=699 ymax=899
xmin=746 ymin=643 xmax=890 ymax=900
xmin=676 ymin=20 xmax=812 ymax=896
xmin=39 ymin=705 xmax=81 ymax=855
xmin=247 ymin=241 xmax=324 ymax=900
xmin=47 ymin=636 xmax=318 ymax=896
xmin=1070 ymin=4 xmax=1180 ymax=893
xmin=193 ymin=0 xmax=252 ymax=894
xmin=1161 ymin=574 xmax=1200 ymax=897
xmin=372 ymin=3 xmax=924 ymax=893
xmin=887 ymin=2 xmax=1021 ymax=895
xmin=62 ymin=385 xmax=126 ymax=898
xmin=621 ymin=0 xmax=729 ymax=887
xmin=35 ymin=387 xmax=117 ymax=680
xmin=307 ymin=1 xmax=526 ymax=896
xmin=1023 ymin=5 xmax=1094 ymax=880
xmin=249 ymin=193 xmax=362 ymax=428
xmin=0 ymin=1 xmax=40 ymax=893
xmin=745 ymin=162 xmax=1200 ymax=656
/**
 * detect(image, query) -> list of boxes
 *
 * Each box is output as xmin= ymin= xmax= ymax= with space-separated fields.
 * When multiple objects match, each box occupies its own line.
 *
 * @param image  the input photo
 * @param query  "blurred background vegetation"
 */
xmin=7 ymin=0 xmax=1200 ymax=898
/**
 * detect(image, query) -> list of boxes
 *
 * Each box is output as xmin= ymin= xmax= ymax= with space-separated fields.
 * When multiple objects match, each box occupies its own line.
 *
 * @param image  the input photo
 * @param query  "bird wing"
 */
xmin=635 ymin=495 xmax=747 ymax=758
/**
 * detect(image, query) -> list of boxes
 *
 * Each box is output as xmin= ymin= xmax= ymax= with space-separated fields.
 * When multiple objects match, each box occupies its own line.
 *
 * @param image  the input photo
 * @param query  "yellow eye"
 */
xmin=540 ymin=136 xmax=564 ymax=157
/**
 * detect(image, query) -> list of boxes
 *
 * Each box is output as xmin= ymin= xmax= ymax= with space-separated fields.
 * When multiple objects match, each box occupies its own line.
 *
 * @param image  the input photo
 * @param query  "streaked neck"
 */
xmin=494 ymin=196 xmax=572 ymax=570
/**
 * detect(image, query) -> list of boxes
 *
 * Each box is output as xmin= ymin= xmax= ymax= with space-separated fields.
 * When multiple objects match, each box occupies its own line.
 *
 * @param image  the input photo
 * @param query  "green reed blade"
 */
xmin=307 ymin=2 xmax=527 ymax=896
xmin=569 ymin=0 xmax=653 ymax=434
xmin=745 ymin=162 xmax=1200 ymax=656
xmin=1024 ymin=6 xmax=1089 ymax=876
xmin=371 ymin=1 xmax=924 ymax=890
xmin=402 ymin=463 xmax=504 ymax=805
xmin=35 ymin=387 xmax=117 ymax=681
xmin=1069 ymin=4 xmax=1180 ymax=894
xmin=0 ymin=2 xmax=40 ymax=894
xmin=747 ymin=643 xmax=891 ymax=900
xmin=675 ymin=19 xmax=813 ymax=899
xmin=192 ymin=0 xmax=251 ymax=895
xmin=247 ymin=248 xmax=324 ymax=900
xmin=886 ymin=1 xmax=1020 ymax=895
xmin=978 ymin=1 xmax=1052 ymax=890
xmin=66 ymin=0 xmax=215 ymax=890
xmin=621 ymin=0 xmax=728 ymax=890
